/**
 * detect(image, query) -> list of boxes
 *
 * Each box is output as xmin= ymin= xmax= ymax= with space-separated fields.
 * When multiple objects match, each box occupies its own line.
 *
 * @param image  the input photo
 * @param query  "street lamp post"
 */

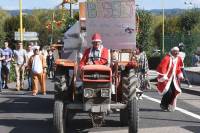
xmin=136 ymin=4 xmax=140 ymax=35
xmin=162 ymin=0 xmax=165 ymax=55
xmin=50 ymin=12 xmax=55 ymax=45
xmin=19 ymin=0 xmax=23 ymax=42
xmin=62 ymin=0 xmax=74 ymax=18
xmin=70 ymin=2 xmax=73 ymax=18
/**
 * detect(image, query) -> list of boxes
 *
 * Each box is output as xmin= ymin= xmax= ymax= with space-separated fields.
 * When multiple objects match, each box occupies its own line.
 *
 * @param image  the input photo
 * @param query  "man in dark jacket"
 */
xmin=46 ymin=50 xmax=55 ymax=79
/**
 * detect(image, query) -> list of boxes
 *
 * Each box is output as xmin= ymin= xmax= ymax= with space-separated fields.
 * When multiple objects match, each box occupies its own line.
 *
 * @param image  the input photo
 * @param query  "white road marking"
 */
xmin=143 ymin=95 xmax=200 ymax=120
xmin=89 ymin=126 xmax=195 ymax=133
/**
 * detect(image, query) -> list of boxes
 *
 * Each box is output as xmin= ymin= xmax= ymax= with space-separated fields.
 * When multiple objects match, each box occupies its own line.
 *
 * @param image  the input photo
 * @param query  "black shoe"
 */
xmin=4 ymin=85 xmax=8 ymax=89
xmin=160 ymin=104 xmax=168 ymax=111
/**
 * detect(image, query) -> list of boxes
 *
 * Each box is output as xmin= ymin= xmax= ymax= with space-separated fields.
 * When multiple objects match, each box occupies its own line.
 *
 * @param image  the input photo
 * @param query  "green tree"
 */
xmin=4 ymin=16 xmax=18 ymax=48
xmin=32 ymin=9 xmax=55 ymax=46
xmin=179 ymin=8 xmax=200 ymax=34
xmin=136 ymin=10 xmax=153 ymax=56
xmin=0 ymin=10 xmax=10 ymax=47
xmin=4 ymin=15 xmax=41 ymax=48
xmin=32 ymin=9 xmax=75 ymax=45
xmin=23 ymin=15 xmax=40 ymax=31
xmin=153 ymin=15 xmax=181 ymax=52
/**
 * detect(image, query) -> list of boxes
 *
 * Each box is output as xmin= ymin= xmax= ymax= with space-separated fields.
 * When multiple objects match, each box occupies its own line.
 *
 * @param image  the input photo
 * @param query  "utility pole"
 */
xmin=50 ymin=12 xmax=55 ymax=45
xmin=62 ymin=0 xmax=74 ymax=18
xmin=162 ymin=0 xmax=165 ymax=55
xmin=19 ymin=0 xmax=23 ymax=42
xmin=70 ymin=2 xmax=73 ymax=18
xmin=136 ymin=4 xmax=140 ymax=35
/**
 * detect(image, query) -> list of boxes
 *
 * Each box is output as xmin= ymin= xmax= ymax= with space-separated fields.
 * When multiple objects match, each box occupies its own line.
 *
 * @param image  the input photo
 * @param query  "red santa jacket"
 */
xmin=156 ymin=54 xmax=183 ymax=95
xmin=79 ymin=46 xmax=109 ymax=69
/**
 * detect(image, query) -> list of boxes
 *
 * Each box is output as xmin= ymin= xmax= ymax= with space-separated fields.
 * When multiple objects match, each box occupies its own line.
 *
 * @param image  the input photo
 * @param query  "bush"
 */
xmin=9 ymin=63 xmax=16 ymax=82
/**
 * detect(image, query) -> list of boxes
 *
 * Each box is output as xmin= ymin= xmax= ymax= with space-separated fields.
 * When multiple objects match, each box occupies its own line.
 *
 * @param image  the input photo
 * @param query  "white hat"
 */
xmin=171 ymin=47 xmax=179 ymax=51
xmin=32 ymin=46 xmax=40 ymax=51
xmin=178 ymin=42 xmax=184 ymax=47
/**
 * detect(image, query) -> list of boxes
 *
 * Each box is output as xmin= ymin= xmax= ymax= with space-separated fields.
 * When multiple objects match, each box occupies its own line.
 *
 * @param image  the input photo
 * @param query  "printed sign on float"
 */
xmin=86 ymin=0 xmax=136 ymax=49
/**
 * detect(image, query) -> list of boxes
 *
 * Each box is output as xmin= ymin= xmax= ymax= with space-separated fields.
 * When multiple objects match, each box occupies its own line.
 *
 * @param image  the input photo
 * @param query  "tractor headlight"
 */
xmin=84 ymin=88 xmax=94 ymax=98
xmin=101 ymin=89 xmax=110 ymax=97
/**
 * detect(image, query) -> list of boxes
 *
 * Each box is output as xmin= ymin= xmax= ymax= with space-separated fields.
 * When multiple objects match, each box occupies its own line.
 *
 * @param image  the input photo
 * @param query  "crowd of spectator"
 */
xmin=0 ymin=41 xmax=55 ymax=96
xmin=191 ymin=48 xmax=200 ymax=67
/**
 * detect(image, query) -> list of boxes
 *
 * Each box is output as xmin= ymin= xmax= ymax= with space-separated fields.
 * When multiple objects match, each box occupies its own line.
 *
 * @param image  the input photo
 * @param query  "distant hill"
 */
xmin=5 ymin=9 xmax=79 ymax=16
xmin=149 ymin=9 xmax=185 ymax=16
xmin=7 ymin=9 xmax=33 ymax=16
xmin=5 ymin=8 xmax=189 ymax=16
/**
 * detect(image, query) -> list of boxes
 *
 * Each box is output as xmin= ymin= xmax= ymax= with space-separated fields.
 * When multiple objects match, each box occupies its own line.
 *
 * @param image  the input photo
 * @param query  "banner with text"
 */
xmin=86 ymin=0 xmax=136 ymax=49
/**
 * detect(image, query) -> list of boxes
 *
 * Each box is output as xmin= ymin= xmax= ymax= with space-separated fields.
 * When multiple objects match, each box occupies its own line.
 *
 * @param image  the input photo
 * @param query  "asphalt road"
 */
xmin=0 ymin=80 xmax=199 ymax=133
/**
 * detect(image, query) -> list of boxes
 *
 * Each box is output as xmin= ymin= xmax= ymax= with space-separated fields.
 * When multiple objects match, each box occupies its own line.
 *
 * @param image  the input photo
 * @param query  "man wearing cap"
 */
xmin=13 ymin=42 xmax=27 ymax=91
xmin=2 ymin=41 xmax=13 ymax=89
xmin=178 ymin=43 xmax=192 ymax=88
xmin=156 ymin=47 xmax=184 ymax=112
xmin=28 ymin=46 xmax=47 ymax=96
xmin=79 ymin=33 xmax=109 ymax=69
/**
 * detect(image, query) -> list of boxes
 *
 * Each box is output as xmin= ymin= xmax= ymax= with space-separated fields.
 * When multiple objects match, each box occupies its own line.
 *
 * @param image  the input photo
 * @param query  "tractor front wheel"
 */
xmin=128 ymin=98 xmax=139 ymax=133
xmin=120 ymin=107 xmax=128 ymax=126
xmin=53 ymin=100 xmax=66 ymax=133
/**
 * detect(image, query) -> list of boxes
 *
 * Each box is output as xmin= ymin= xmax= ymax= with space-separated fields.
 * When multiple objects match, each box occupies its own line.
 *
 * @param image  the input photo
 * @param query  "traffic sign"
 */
xmin=14 ymin=32 xmax=39 ymax=41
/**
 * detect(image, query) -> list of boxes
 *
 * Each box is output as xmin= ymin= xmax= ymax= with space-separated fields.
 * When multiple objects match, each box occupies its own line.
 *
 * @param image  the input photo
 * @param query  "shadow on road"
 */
xmin=65 ymin=115 xmax=124 ymax=133
xmin=0 ymin=79 xmax=56 ymax=133
xmin=0 ymin=94 xmax=54 ymax=133
xmin=182 ymin=88 xmax=200 ymax=96
xmin=0 ymin=96 xmax=53 ymax=113
xmin=0 ymin=119 xmax=53 ymax=133
xmin=182 ymin=126 xmax=200 ymax=133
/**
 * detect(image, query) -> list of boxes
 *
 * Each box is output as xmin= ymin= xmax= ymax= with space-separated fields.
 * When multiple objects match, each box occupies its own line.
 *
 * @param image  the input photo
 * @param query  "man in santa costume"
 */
xmin=79 ymin=33 xmax=109 ymax=69
xmin=156 ymin=47 xmax=184 ymax=111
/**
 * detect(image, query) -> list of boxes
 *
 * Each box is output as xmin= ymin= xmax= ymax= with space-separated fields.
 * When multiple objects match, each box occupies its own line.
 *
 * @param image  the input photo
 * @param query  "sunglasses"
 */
xmin=92 ymin=41 xmax=101 ymax=44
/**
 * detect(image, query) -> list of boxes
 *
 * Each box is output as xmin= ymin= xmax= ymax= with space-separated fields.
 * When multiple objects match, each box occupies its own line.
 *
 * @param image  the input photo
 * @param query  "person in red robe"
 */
xmin=79 ymin=33 xmax=109 ymax=69
xmin=156 ymin=47 xmax=184 ymax=111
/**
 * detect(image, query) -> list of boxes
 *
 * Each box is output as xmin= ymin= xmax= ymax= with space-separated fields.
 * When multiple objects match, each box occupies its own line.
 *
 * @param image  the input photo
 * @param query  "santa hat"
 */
xmin=92 ymin=33 xmax=102 ymax=42
xmin=32 ymin=46 xmax=40 ymax=51
xmin=171 ymin=47 xmax=179 ymax=52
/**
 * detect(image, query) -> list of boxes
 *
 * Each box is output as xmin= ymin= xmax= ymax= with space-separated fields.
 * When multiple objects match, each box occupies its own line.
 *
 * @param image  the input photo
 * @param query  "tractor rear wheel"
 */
xmin=120 ymin=69 xmax=139 ymax=131
xmin=121 ymin=69 xmax=138 ymax=101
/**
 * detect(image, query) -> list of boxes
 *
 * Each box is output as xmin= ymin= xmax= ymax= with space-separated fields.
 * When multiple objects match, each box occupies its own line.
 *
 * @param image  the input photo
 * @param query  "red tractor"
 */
xmin=53 ymin=0 xmax=140 ymax=133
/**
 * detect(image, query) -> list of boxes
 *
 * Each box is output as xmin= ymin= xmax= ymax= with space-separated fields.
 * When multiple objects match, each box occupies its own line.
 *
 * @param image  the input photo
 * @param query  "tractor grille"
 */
xmin=83 ymin=82 xmax=110 ymax=88
xmin=83 ymin=71 xmax=111 ymax=82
